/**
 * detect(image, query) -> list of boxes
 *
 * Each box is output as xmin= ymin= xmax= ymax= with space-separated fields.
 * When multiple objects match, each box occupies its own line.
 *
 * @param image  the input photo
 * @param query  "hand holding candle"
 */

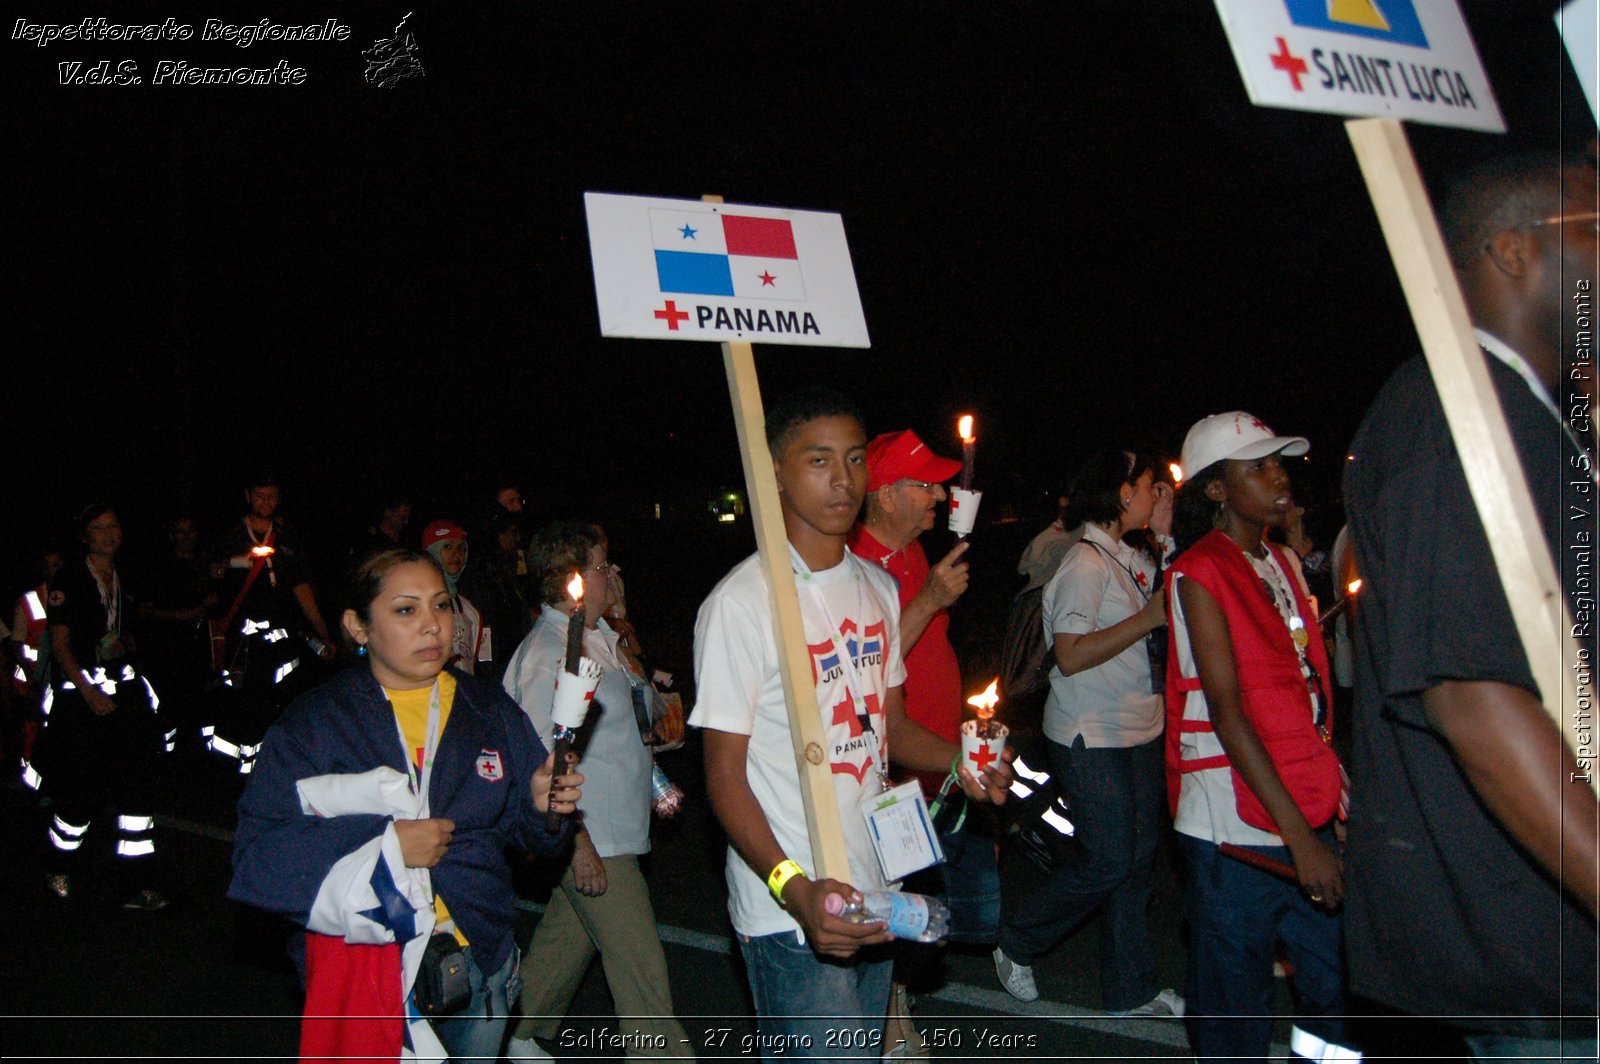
xmin=549 ymin=572 xmax=598 ymax=833
xmin=1317 ymin=579 xmax=1362 ymax=626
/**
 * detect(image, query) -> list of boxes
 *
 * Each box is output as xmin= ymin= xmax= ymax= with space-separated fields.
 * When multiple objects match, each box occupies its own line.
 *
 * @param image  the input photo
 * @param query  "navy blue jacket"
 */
xmin=229 ymin=665 xmax=566 ymax=975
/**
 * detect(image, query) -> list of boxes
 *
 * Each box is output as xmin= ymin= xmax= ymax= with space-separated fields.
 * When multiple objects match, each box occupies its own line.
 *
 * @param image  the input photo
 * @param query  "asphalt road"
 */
xmin=3 ymin=727 xmax=1472 ymax=1062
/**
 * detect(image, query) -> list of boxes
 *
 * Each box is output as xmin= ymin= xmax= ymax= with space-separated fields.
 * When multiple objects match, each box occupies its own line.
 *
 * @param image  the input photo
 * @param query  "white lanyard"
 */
xmin=389 ymin=679 xmax=443 ymax=819
xmin=1477 ymin=327 xmax=1596 ymax=481
xmin=87 ymin=559 xmax=121 ymax=633
xmin=788 ymin=546 xmax=888 ymax=789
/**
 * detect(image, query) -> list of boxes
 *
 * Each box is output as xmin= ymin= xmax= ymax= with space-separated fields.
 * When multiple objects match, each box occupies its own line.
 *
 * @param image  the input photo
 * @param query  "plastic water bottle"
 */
xmin=826 ymin=890 xmax=950 ymax=943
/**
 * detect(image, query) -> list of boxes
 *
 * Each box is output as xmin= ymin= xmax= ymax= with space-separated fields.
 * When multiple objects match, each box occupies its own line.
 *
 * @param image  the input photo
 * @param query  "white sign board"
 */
xmin=1558 ymin=0 xmax=1598 ymax=124
xmin=584 ymin=192 xmax=871 ymax=348
xmin=1214 ymin=0 xmax=1504 ymax=133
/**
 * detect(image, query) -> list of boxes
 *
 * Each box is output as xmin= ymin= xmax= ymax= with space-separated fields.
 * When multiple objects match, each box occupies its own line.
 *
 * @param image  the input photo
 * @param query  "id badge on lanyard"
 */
xmin=863 ymin=779 xmax=944 ymax=883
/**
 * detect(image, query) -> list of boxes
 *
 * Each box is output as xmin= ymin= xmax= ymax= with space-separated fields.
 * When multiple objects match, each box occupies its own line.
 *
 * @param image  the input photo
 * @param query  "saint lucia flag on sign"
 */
xmin=650 ymin=209 xmax=808 ymax=301
xmin=1283 ymin=0 xmax=1429 ymax=47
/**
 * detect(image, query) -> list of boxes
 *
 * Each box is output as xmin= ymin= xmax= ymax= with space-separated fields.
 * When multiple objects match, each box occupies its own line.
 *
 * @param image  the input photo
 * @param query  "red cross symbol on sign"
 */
xmin=1269 ymin=36 xmax=1309 ymax=92
xmin=967 ymin=742 xmax=997 ymax=772
xmin=654 ymin=300 xmax=690 ymax=331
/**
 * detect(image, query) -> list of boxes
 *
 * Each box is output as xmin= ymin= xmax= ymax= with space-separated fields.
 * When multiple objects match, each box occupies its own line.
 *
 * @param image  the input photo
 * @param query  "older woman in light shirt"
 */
xmin=502 ymin=522 xmax=692 ymax=1061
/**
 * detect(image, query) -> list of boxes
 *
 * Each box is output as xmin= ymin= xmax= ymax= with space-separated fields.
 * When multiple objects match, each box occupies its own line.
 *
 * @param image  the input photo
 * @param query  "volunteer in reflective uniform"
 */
xmin=202 ymin=476 xmax=335 ymax=774
xmin=41 ymin=506 xmax=169 ymax=909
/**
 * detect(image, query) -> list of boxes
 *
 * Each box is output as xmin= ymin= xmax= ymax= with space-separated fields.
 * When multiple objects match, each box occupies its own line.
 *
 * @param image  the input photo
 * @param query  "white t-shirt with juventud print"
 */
xmin=690 ymin=549 xmax=907 ymax=939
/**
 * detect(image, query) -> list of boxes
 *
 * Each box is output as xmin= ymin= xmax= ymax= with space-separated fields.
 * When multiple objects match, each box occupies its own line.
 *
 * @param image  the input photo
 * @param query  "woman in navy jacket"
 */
xmin=230 ymin=548 xmax=580 ymax=1061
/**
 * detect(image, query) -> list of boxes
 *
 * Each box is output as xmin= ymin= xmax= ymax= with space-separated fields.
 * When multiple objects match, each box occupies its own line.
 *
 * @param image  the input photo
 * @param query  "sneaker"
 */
xmin=505 ymin=1035 xmax=554 ymax=1061
xmin=45 ymin=874 xmax=70 ymax=899
xmin=1111 ymin=988 xmax=1185 ymax=1017
xmin=121 ymin=888 xmax=170 ymax=912
xmin=992 ymin=946 xmax=1039 ymax=1003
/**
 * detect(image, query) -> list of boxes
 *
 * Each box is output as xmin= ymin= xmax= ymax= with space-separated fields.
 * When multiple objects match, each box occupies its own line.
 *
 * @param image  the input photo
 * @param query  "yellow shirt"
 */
xmin=386 ymin=674 xmax=467 ymax=945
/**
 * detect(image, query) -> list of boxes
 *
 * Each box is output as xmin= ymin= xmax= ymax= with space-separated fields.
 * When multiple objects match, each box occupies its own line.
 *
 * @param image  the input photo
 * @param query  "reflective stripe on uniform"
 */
xmin=1289 ymin=1026 xmax=1362 ymax=1062
xmin=49 ymin=815 xmax=89 ymax=851
xmin=20 ymin=758 xmax=42 ymax=791
xmin=1040 ymin=801 xmax=1076 ymax=837
xmin=273 ymin=658 xmax=300 ymax=684
xmin=24 ymin=590 xmax=45 ymax=621
xmin=116 ymin=838 xmax=156 ymax=858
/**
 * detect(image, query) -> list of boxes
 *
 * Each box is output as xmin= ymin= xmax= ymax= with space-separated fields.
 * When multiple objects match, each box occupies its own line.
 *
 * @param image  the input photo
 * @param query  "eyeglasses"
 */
xmin=1521 ymin=210 xmax=1600 ymax=234
xmin=896 ymin=479 xmax=940 ymax=491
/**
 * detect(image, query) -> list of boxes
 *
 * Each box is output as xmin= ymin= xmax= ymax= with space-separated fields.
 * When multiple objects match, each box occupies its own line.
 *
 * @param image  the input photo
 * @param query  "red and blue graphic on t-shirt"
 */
xmin=809 ymin=619 xmax=888 ymax=784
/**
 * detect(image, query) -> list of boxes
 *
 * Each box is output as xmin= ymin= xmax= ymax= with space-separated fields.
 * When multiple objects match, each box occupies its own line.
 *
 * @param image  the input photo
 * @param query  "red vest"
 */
xmin=1164 ymin=530 xmax=1341 ymax=833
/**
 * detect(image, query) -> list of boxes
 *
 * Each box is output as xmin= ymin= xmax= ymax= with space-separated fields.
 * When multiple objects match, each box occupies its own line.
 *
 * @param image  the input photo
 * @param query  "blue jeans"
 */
xmin=997 ymin=736 xmax=1163 ymax=1010
xmin=739 ymin=928 xmax=892 ymax=1062
xmin=432 ymin=944 xmax=517 ymax=1062
xmin=902 ymin=810 xmax=1001 ymax=945
xmin=1181 ymin=831 xmax=1347 ymax=1062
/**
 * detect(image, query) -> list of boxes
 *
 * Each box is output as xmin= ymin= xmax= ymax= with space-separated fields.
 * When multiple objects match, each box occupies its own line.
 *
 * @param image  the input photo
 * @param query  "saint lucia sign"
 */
xmin=1214 ymin=0 xmax=1504 ymax=132
xmin=585 ymin=192 xmax=871 ymax=348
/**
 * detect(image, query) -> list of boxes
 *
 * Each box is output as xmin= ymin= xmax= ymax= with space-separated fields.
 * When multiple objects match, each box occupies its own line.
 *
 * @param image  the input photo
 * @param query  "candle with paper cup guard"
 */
xmin=966 ymin=677 xmax=1000 ymax=740
xmin=960 ymin=678 xmax=1007 ymax=777
xmin=548 ymin=572 xmax=598 ymax=833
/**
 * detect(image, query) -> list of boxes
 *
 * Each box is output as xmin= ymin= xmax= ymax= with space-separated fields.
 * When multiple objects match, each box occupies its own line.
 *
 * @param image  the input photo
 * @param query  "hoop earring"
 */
xmin=1212 ymin=502 xmax=1228 ymax=530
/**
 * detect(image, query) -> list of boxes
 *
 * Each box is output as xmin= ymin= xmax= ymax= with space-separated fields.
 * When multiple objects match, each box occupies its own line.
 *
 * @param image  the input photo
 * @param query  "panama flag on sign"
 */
xmin=650 ymin=209 xmax=808 ymax=301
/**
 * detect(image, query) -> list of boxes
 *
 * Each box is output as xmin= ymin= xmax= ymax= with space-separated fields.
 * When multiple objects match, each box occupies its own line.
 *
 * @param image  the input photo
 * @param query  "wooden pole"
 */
xmin=1345 ymin=117 xmax=1596 ymax=796
xmin=707 ymin=196 xmax=852 ymax=880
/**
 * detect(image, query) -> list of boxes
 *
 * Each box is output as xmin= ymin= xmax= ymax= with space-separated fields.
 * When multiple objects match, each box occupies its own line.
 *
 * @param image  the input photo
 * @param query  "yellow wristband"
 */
xmin=766 ymin=859 xmax=806 ymax=907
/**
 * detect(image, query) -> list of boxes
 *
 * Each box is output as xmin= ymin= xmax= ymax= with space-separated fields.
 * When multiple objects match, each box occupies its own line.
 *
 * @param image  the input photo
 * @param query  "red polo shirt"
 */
xmin=848 ymin=525 xmax=963 ymax=798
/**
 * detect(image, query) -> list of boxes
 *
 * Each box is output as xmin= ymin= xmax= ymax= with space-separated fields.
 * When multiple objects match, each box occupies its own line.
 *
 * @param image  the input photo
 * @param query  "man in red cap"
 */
xmin=848 ymin=430 xmax=997 ymax=1055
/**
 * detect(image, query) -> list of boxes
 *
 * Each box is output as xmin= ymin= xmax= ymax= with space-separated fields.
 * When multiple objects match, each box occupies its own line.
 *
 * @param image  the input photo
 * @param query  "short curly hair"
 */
xmin=527 ymin=522 xmax=602 ymax=606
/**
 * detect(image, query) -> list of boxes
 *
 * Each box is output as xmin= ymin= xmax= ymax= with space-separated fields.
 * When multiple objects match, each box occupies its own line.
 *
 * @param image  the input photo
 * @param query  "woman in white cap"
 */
xmin=1165 ymin=412 xmax=1351 ymax=1061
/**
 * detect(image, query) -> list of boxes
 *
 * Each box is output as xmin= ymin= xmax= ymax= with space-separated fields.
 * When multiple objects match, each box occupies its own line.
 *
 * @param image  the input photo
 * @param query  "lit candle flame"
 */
xmin=1347 ymin=578 xmax=1362 ymax=596
xmin=567 ymin=573 xmax=584 ymax=604
xmin=249 ymin=545 xmax=275 ymax=558
xmin=1169 ymin=462 xmax=1184 ymax=485
xmin=966 ymin=678 xmax=1000 ymax=720
xmin=957 ymin=414 xmax=975 ymax=444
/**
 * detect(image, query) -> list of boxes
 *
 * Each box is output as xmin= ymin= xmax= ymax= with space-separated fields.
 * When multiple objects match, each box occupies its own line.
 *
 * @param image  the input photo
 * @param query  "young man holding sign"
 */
xmin=691 ymin=389 xmax=1011 ymax=1060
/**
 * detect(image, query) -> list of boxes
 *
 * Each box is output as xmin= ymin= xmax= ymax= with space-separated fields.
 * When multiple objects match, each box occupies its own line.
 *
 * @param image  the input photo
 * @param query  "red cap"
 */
xmin=864 ymin=430 xmax=964 ymax=492
xmin=421 ymin=520 xmax=467 ymax=547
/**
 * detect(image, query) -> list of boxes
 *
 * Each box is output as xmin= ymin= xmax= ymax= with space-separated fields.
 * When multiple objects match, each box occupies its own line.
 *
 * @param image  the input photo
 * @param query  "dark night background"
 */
xmin=5 ymin=1 xmax=1594 ymax=671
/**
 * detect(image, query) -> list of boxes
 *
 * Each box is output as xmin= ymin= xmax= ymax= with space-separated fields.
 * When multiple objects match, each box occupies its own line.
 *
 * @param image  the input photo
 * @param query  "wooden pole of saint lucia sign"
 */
xmin=1345 ymin=118 xmax=1598 ymax=797
xmin=705 ymin=195 xmax=853 ymax=880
